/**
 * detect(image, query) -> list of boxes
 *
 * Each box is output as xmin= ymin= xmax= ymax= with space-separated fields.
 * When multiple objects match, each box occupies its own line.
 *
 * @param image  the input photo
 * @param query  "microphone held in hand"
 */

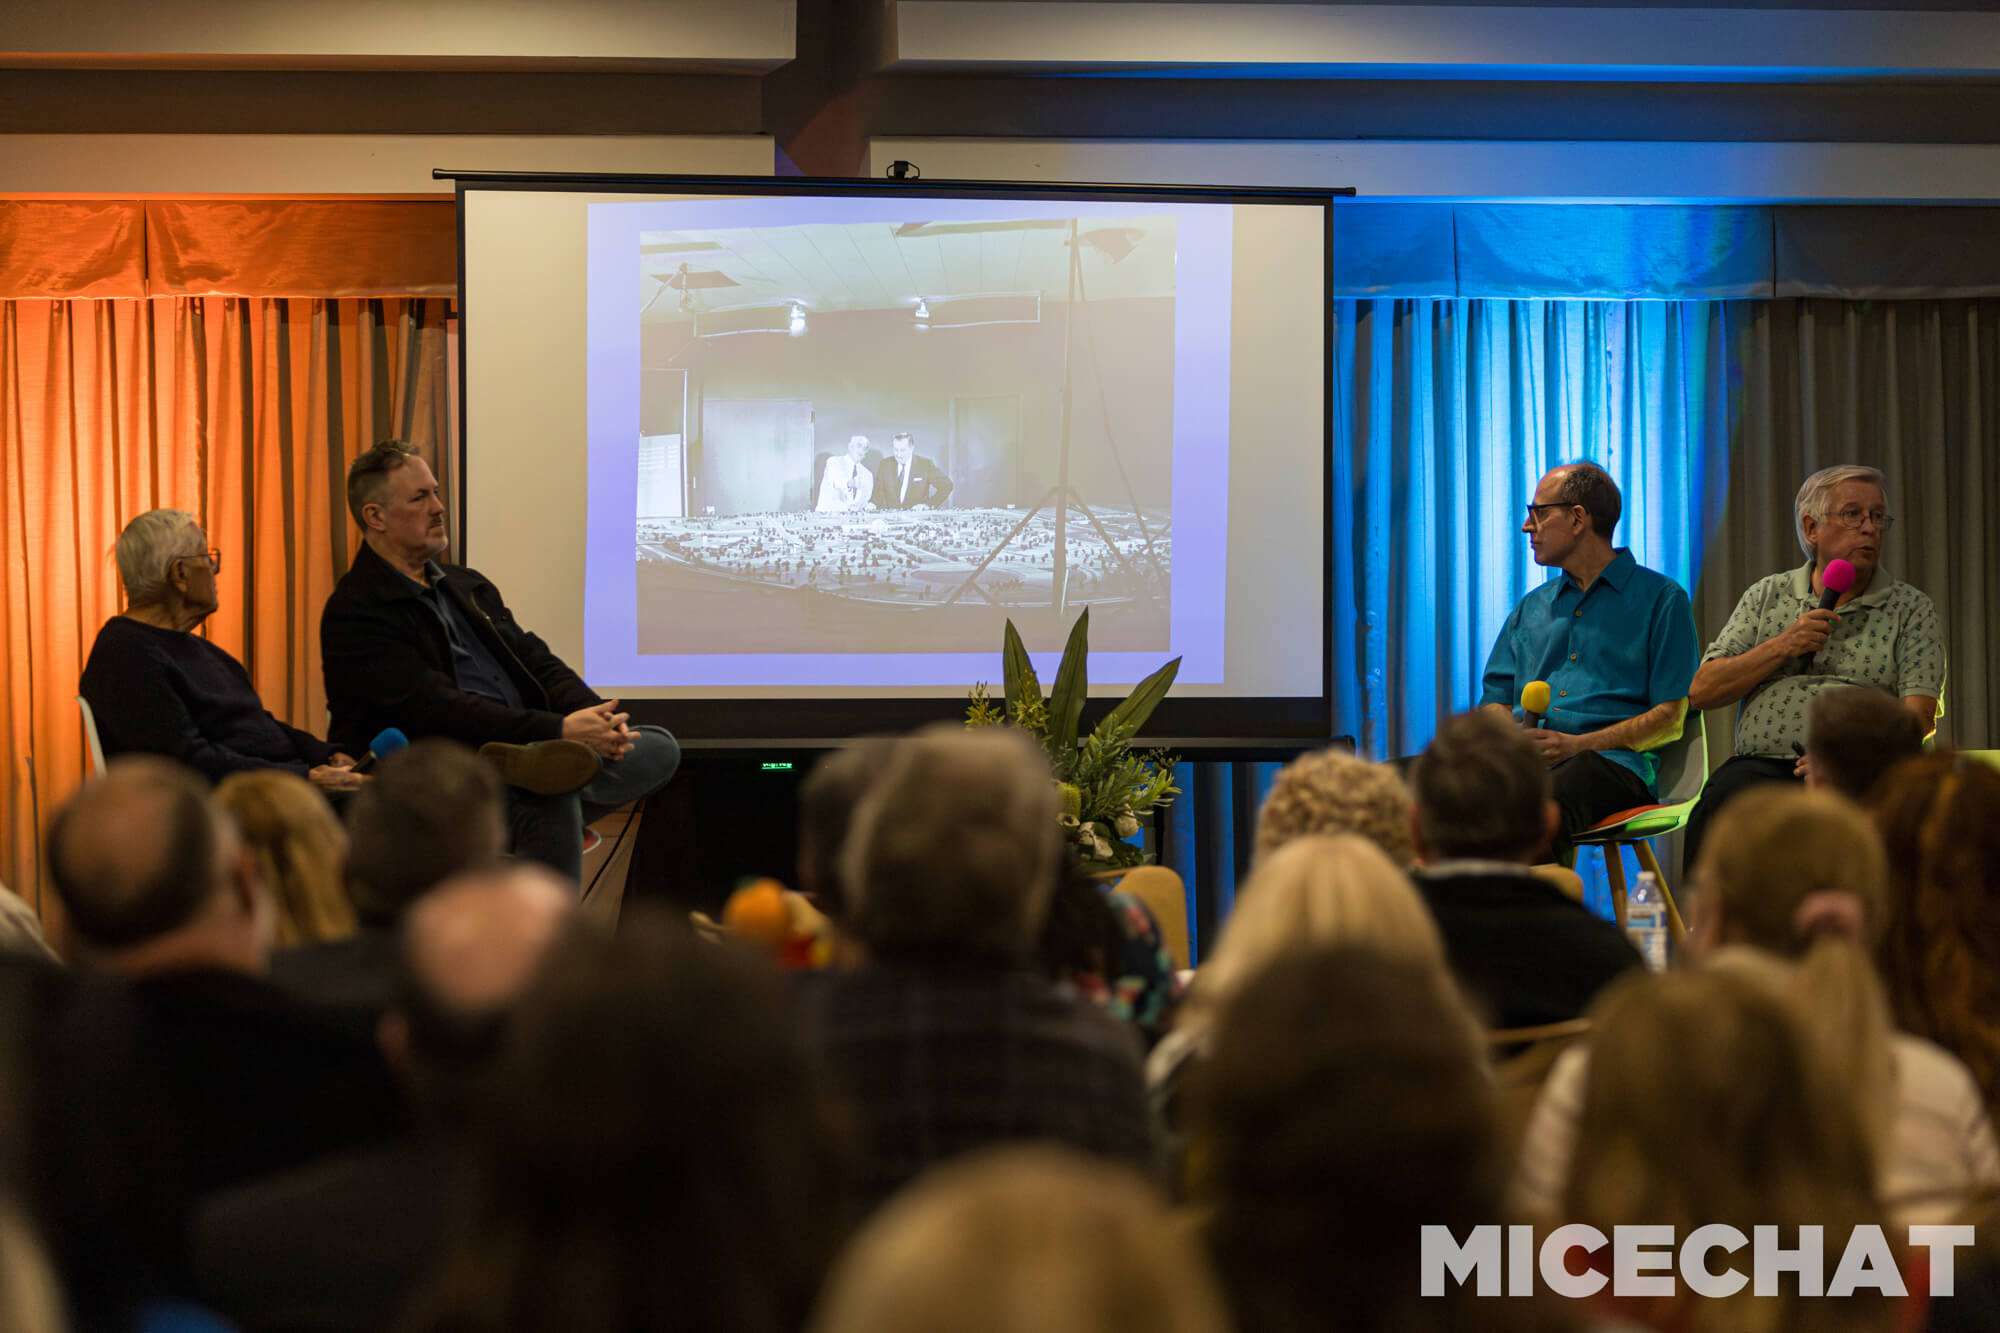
xmin=1520 ymin=680 xmax=1551 ymax=729
xmin=1803 ymin=558 xmax=1856 ymax=672
xmin=353 ymin=726 xmax=409 ymax=774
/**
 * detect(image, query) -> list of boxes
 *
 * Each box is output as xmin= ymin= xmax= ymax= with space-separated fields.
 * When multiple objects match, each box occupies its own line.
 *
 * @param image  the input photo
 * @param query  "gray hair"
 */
xmin=842 ymin=724 xmax=1060 ymax=964
xmin=347 ymin=439 xmax=423 ymax=527
xmin=1795 ymin=465 xmax=1886 ymax=559
xmin=114 ymin=509 xmax=207 ymax=606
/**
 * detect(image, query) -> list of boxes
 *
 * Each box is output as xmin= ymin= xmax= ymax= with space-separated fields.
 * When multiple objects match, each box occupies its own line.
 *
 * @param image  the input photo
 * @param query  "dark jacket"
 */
xmin=80 ymin=616 xmax=334 ymax=782
xmin=1412 ymin=861 xmax=1644 ymax=1031
xmin=320 ymin=541 xmax=600 ymax=752
xmin=871 ymin=453 xmax=954 ymax=509
xmin=791 ymin=963 xmax=1151 ymax=1211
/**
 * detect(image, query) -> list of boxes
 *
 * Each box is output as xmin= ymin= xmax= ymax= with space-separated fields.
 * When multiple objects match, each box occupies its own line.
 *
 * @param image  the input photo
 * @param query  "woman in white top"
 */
xmin=1513 ymin=785 xmax=2000 ymax=1229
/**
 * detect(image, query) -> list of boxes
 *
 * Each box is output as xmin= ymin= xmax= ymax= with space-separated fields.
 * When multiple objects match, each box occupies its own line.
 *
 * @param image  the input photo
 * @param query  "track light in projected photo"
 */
xmin=913 ymin=298 xmax=931 ymax=332
xmin=788 ymin=303 xmax=807 ymax=337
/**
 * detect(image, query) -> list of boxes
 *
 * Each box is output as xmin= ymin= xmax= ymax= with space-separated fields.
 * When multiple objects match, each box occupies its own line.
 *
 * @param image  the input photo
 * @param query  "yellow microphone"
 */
xmin=1520 ymin=680 xmax=1551 ymax=728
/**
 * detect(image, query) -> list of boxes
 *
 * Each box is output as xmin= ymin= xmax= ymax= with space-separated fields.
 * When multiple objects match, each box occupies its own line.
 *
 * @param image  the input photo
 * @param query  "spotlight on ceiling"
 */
xmin=913 ymin=298 xmax=931 ymax=331
xmin=788 ymin=302 xmax=807 ymax=338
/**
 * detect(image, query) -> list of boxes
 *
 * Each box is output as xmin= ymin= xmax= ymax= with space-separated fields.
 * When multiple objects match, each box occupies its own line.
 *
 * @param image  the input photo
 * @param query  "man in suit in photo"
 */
xmin=871 ymin=431 xmax=953 ymax=510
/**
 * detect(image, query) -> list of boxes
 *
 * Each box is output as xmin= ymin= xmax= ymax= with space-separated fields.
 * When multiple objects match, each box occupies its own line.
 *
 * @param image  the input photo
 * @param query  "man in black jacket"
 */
xmin=1408 ymin=710 xmax=1643 ymax=1030
xmin=320 ymin=441 xmax=678 ymax=880
xmin=870 ymin=430 xmax=954 ymax=510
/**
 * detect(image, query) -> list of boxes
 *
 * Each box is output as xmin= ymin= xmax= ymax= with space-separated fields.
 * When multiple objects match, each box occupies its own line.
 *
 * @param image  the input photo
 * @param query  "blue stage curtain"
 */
xmin=1333 ymin=297 xmax=1736 ymax=762
xmin=1327 ymin=296 xmax=1742 ymax=916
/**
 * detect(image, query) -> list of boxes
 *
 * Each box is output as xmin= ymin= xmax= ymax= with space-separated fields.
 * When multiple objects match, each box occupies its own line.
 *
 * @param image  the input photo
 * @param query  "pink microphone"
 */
xmin=1804 ymin=558 xmax=1856 ymax=670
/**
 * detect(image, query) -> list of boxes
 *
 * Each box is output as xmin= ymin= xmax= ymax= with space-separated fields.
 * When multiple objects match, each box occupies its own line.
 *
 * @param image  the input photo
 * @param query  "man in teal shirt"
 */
xmin=1479 ymin=463 xmax=1701 ymax=863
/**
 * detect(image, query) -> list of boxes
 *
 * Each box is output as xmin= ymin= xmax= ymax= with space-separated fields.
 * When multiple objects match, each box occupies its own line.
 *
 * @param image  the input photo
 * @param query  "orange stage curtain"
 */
xmin=146 ymin=201 xmax=458 ymax=299
xmin=1 ymin=296 xmax=450 ymax=939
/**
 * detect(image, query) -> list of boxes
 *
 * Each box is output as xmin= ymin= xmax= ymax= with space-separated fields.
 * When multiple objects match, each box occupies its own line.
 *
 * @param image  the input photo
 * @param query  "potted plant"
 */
xmin=966 ymin=608 xmax=1180 ymax=869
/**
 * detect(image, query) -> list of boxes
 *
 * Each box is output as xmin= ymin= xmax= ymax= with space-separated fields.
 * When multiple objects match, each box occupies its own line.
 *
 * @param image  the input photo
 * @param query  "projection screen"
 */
xmin=455 ymin=174 xmax=1333 ymax=745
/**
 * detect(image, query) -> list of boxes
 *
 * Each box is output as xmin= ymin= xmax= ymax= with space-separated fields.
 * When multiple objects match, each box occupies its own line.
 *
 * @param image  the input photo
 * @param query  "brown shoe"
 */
xmin=479 ymin=739 xmax=600 ymax=795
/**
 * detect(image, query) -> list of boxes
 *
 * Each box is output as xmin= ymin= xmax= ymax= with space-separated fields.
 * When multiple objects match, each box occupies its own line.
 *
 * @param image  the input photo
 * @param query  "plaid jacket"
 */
xmin=793 ymin=962 xmax=1153 ymax=1208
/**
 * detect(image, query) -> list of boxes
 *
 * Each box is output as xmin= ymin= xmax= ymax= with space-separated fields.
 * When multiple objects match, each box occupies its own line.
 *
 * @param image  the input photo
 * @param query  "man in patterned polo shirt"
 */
xmin=1682 ymin=464 xmax=1944 ymax=872
xmin=1480 ymin=462 xmax=1701 ymax=865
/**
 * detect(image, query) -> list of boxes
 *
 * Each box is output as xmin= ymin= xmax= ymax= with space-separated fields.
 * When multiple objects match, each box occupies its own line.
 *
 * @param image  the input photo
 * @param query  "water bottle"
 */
xmin=1627 ymin=871 xmax=1669 ymax=973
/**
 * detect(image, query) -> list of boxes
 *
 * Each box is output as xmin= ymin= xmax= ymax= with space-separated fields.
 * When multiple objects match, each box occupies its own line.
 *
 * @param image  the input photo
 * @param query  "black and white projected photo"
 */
xmin=629 ymin=212 xmax=1178 ymax=657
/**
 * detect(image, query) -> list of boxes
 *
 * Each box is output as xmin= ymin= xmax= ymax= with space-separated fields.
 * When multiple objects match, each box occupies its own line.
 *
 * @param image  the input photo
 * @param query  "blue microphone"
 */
xmin=353 ymin=727 xmax=408 ymax=774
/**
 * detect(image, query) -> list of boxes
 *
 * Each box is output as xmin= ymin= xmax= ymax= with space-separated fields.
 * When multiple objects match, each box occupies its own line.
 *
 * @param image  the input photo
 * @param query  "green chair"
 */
xmin=1567 ymin=707 xmax=1708 ymax=937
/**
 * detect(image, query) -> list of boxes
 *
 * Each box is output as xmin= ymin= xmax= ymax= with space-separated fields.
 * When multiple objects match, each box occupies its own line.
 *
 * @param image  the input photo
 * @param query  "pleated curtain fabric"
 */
xmin=0 ymin=296 xmax=449 ymax=929
xmin=1331 ymin=295 xmax=2000 ymax=764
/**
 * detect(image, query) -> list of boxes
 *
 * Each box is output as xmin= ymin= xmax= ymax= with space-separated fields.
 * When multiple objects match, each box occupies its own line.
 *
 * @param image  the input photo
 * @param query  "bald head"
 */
xmin=393 ymin=863 xmax=574 ymax=1078
xmin=49 ymin=757 xmax=231 ymax=949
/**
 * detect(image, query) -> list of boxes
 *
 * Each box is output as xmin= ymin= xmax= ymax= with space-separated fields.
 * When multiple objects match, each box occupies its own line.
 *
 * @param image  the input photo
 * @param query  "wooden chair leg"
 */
xmin=1603 ymin=842 xmax=1629 ymax=929
xmin=1633 ymin=839 xmax=1688 ymax=940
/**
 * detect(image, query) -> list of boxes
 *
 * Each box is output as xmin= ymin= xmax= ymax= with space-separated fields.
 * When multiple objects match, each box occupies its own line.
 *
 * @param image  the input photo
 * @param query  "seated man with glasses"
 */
xmin=80 ymin=509 xmax=364 ymax=793
xmin=1479 ymin=462 xmax=1701 ymax=865
xmin=1682 ymin=463 xmax=1943 ymax=871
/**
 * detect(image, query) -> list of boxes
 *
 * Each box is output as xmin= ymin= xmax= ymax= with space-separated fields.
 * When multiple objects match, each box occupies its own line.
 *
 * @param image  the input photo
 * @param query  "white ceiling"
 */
xmin=638 ymin=214 xmax=1180 ymax=322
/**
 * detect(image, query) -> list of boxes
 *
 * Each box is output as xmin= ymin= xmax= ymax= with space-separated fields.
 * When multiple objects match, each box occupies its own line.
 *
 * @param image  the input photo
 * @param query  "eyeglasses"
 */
xmin=1826 ymin=507 xmax=1894 ymax=532
xmin=180 ymin=548 xmax=222 ymax=574
xmin=1524 ymin=502 xmax=1577 ymax=525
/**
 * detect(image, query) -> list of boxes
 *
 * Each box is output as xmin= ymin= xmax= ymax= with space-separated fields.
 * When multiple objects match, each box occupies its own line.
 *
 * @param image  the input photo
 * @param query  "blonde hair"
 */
xmin=0 ymin=1203 xmax=65 ymax=1333
xmin=114 ymin=508 xmax=206 ymax=607
xmin=1693 ymin=786 xmax=1896 ymax=1159
xmin=1187 ymin=834 xmax=1443 ymax=1031
xmin=214 ymin=771 xmax=355 ymax=948
xmin=810 ymin=1146 xmax=1231 ymax=1333
xmin=1567 ymin=968 xmax=1889 ymax=1333
xmin=1254 ymin=748 xmax=1416 ymax=867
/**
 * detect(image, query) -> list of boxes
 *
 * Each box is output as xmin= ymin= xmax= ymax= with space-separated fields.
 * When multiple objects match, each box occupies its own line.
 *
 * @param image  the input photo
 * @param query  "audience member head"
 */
xmin=215 ymin=770 xmax=355 ymax=947
xmin=797 ymin=737 xmax=899 ymax=923
xmin=1411 ymin=711 xmax=1555 ymax=865
xmin=48 ymin=757 xmax=269 ymax=972
xmin=1186 ymin=834 xmax=1442 ymax=1033
xmin=344 ymin=739 xmax=505 ymax=927
xmin=113 ymin=508 xmax=217 ymax=624
xmin=1194 ymin=946 xmax=1516 ymax=1333
xmin=1689 ymin=786 xmax=1896 ymax=1160
xmin=405 ymin=906 xmax=849 ymax=1333
xmin=1565 ymin=968 xmax=1888 ymax=1333
xmin=1253 ymin=747 xmax=1415 ymax=867
xmin=843 ymin=725 xmax=1060 ymax=965
xmin=1692 ymin=786 xmax=1887 ymax=959
xmin=1805 ymin=687 xmax=1925 ymax=801
xmin=810 ymin=1146 xmax=1230 ymax=1333
xmin=1869 ymin=753 xmax=2000 ymax=1116
xmin=384 ymin=863 xmax=574 ymax=1128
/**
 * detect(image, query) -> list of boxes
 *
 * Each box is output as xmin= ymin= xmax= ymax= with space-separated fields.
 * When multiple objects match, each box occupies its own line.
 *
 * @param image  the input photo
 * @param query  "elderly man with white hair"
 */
xmin=791 ymin=724 xmax=1151 ymax=1210
xmin=1681 ymin=463 xmax=1944 ymax=871
xmin=79 ymin=509 xmax=363 ymax=792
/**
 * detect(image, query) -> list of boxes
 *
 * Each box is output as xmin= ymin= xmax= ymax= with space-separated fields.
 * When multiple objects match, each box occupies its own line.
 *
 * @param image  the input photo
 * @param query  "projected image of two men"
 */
xmin=632 ymin=213 xmax=1177 ymax=657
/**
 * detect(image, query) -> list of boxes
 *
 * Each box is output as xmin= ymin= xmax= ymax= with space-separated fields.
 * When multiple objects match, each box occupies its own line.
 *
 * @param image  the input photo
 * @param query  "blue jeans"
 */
xmin=507 ymin=724 xmax=680 ymax=882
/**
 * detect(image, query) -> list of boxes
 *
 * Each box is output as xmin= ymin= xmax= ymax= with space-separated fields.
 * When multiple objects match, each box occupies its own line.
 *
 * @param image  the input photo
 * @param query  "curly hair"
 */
xmin=1870 ymin=754 xmax=2000 ymax=1118
xmin=1254 ymin=747 xmax=1415 ymax=868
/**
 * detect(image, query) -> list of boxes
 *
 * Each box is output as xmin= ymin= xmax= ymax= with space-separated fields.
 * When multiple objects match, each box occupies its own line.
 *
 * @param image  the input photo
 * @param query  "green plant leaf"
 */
xmin=1001 ymin=618 xmax=1042 ymax=717
xmin=1047 ymin=609 xmax=1091 ymax=756
xmin=1093 ymin=655 xmax=1182 ymax=742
